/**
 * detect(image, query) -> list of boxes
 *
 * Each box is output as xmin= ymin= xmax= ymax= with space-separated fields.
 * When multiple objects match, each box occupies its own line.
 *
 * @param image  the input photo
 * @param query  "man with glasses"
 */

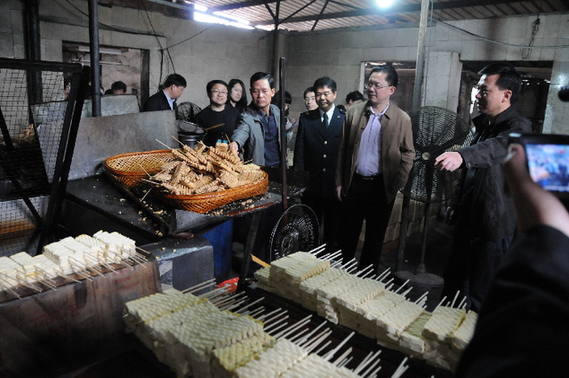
xmin=195 ymin=80 xmax=240 ymax=146
xmin=294 ymin=77 xmax=346 ymax=252
xmin=435 ymin=63 xmax=532 ymax=311
xmin=230 ymin=72 xmax=282 ymax=167
xmin=335 ymin=65 xmax=414 ymax=273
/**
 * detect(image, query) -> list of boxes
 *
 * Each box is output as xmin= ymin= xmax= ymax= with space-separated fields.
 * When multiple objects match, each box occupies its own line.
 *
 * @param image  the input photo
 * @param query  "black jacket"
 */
xmin=455 ymin=106 xmax=532 ymax=240
xmin=294 ymin=106 xmax=345 ymax=198
xmin=456 ymin=225 xmax=569 ymax=377
xmin=143 ymin=91 xmax=177 ymax=117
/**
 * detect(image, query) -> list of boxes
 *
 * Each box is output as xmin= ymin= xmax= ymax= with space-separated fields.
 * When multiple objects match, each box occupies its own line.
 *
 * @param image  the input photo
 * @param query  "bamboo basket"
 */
xmin=103 ymin=150 xmax=176 ymax=188
xmin=157 ymin=170 xmax=269 ymax=214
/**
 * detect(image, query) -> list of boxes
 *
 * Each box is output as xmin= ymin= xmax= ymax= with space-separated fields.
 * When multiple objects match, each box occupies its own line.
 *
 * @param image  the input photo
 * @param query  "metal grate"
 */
xmin=0 ymin=59 xmax=87 ymax=256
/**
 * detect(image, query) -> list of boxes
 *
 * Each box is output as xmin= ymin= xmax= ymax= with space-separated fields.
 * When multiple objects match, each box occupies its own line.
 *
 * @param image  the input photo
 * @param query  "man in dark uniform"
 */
xmin=294 ymin=77 xmax=345 ymax=252
xmin=143 ymin=73 xmax=187 ymax=118
xmin=435 ymin=63 xmax=532 ymax=311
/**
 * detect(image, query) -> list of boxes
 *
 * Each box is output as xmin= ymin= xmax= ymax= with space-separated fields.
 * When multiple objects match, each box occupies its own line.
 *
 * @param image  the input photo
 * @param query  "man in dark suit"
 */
xmin=294 ymin=77 xmax=345 ymax=252
xmin=335 ymin=66 xmax=414 ymax=273
xmin=143 ymin=73 xmax=187 ymax=118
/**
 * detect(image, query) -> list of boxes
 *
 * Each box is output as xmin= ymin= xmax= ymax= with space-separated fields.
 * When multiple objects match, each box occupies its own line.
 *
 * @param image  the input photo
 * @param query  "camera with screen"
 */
xmin=509 ymin=132 xmax=569 ymax=199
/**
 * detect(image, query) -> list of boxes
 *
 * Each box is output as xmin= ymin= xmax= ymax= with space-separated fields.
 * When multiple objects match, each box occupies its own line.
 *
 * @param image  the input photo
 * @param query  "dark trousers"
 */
xmin=442 ymin=222 xmax=513 ymax=312
xmin=340 ymin=174 xmax=394 ymax=273
xmin=302 ymin=193 xmax=341 ymax=253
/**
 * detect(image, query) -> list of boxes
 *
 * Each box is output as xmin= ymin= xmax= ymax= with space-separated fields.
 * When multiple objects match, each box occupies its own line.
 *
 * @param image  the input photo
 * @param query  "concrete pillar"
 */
xmin=543 ymin=47 xmax=569 ymax=134
xmin=423 ymin=51 xmax=462 ymax=112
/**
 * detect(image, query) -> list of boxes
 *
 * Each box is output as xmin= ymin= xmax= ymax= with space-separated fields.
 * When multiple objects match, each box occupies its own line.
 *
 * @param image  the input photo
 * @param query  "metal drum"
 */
xmin=177 ymin=120 xmax=206 ymax=148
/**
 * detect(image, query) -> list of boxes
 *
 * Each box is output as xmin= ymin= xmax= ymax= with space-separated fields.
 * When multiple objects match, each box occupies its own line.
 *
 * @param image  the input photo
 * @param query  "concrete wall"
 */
xmin=285 ymin=13 xmax=569 ymax=133
xmin=0 ymin=0 xmax=272 ymax=108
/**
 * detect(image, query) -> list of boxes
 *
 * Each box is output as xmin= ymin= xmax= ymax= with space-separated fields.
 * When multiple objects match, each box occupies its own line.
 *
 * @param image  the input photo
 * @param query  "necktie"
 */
xmin=323 ymin=113 xmax=329 ymax=128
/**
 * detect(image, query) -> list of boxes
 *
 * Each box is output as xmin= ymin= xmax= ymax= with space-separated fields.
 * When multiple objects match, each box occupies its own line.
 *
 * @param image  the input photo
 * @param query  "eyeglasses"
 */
xmin=365 ymin=81 xmax=392 ymax=90
xmin=211 ymin=89 xmax=228 ymax=94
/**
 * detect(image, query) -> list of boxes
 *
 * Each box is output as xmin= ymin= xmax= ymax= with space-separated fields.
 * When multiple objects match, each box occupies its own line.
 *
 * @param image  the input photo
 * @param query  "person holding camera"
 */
xmin=455 ymin=143 xmax=569 ymax=377
xmin=435 ymin=63 xmax=532 ymax=312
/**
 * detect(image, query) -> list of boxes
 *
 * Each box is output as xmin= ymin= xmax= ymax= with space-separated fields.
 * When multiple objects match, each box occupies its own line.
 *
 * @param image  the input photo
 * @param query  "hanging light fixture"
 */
xmin=376 ymin=0 xmax=394 ymax=8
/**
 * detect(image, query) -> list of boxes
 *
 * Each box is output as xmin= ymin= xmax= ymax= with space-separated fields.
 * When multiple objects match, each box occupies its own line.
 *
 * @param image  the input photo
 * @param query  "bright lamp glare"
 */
xmin=376 ymin=0 xmax=394 ymax=8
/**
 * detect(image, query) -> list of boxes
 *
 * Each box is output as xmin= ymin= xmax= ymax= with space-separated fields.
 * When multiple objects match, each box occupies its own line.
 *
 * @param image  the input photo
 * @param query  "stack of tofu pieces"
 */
xmin=253 ymin=252 xmax=481 ymax=373
xmin=125 ymin=289 xmax=267 ymax=378
xmin=421 ymin=306 xmax=478 ymax=371
xmin=0 ymin=231 xmax=140 ymax=295
xmin=233 ymin=337 xmax=375 ymax=378
xmin=126 ymin=286 xmax=376 ymax=378
xmin=0 ymin=252 xmax=61 ymax=292
xmin=266 ymin=252 xmax=331 ymax=302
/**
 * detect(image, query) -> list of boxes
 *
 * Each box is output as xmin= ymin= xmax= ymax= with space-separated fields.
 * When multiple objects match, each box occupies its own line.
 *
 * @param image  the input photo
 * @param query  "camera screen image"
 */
xmin=526 ymin=143 xmax=569 ymax=193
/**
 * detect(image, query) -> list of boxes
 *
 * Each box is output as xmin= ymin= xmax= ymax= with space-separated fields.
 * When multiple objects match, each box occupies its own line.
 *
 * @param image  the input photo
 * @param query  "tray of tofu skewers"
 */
xmin=0 ymin=231 xmax=148 ymax=300
xmin=124 ymin=246 xmax=473 ymax=377
xmin=103 ymin=141 xmax=269 ymax=214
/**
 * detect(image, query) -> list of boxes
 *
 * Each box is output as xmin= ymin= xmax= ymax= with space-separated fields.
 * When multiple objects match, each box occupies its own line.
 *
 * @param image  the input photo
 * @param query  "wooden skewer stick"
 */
xmin=434 ymin=295 xmax=448 ymax=312
xmin=336 ymin=355 xmax=353 ymax=369
xmin=450 ymin=290 xmax=461 ymax=308
xmin=95 ymin=252 xmax=118 ymax=273
xmin=415 ymin=291 xmax=429 ymax=305
xmin=198 ymin=287 xmax=228 ymax=300
xmin=155 ymin=138 xmax=173 ymax=149
xmin=217 ymin=298 xmax=247 ymax=312
xmin=15 ymin=273 xmax=42 ymax=292
xmin=232 ymin=296 xmax=264 ymax=314
xmin=286 ymin=327 xmax=310 ymax=344
xmin=401 ymin=286 xmax=413 ymax=298
xmin=309 ymin=244 xmax=327 ymax=255
xmin=55 ymin=267 xmax=81 ymax=283
xmin=354 ymin=349 xmax=382 ymax=374
xmin=210 ymin=291 xmax=246 ymax=306
xmin=390 ymin=357 xmax=409 ymax=378
xmin=314 ymin=340 xmax=332 ymax=356
xmin=343 ymin=258 xmax=359 ymax=273
xmin=275 ymin=314 xmax=312 ymax=339
xmin=37 ymin=277 xmax=58 ymax=290
xmin=288 ymin=324 xmax=312 ymax=343
xmin=260 ymin=309 xmax=288 ymax=325
xmin=457 ymin=294 xmax=467 ymax=309
xmin=322 ymin=251 xmax=342 ymax=261
xmin=263 ymin=315 xmax=290 ymax=334
xmin=35 ymin=267 xmax=57 ymax=284
xmin=68 ymin=257 xmax=96 ymax=280
xmin=83 ymin=254 xmax=102 ymax=270
xmin=246 ymin=306 xmax=265 ymax=318
xmin=302 ymin=329 xmax=332 ymax=352
xmin=331 ymin=347 xmax=353 ymax=366
xmin=361 ymin=359 xmax=382 ymax=378
xmin=183 ymin=278 xmax=216 ymax=294
xmin=393 ymin=279 xmax=410 ymax=294
xmin=0 ymin=284 xmax=21 ymax=299
xmin=330 ymin=256 xmax=343 ymax=269
xmin=257 ymin=307 xmax=285 ymax=322
xmin=354 ymin=264 xmax=373 ymax=277
xmin=220 ymin=298 xmax=251 ymax=313
xmin=377 ymin=267 xmax=391 ymax=282
xmin=323 ymin=331 xmax=355 ymax=360
xmin=294 ymin=320 xmax=327 ymax=346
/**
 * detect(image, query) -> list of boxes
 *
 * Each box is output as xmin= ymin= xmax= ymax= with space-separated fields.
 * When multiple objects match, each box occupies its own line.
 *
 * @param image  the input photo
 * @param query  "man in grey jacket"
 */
xmin=230 ymin=72 xmax=283 ymax=167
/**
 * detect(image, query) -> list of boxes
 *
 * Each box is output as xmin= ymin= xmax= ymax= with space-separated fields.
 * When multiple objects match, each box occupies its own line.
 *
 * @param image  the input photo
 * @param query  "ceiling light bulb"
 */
xmin=376 ymin=0 xmax=394 ymax=8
